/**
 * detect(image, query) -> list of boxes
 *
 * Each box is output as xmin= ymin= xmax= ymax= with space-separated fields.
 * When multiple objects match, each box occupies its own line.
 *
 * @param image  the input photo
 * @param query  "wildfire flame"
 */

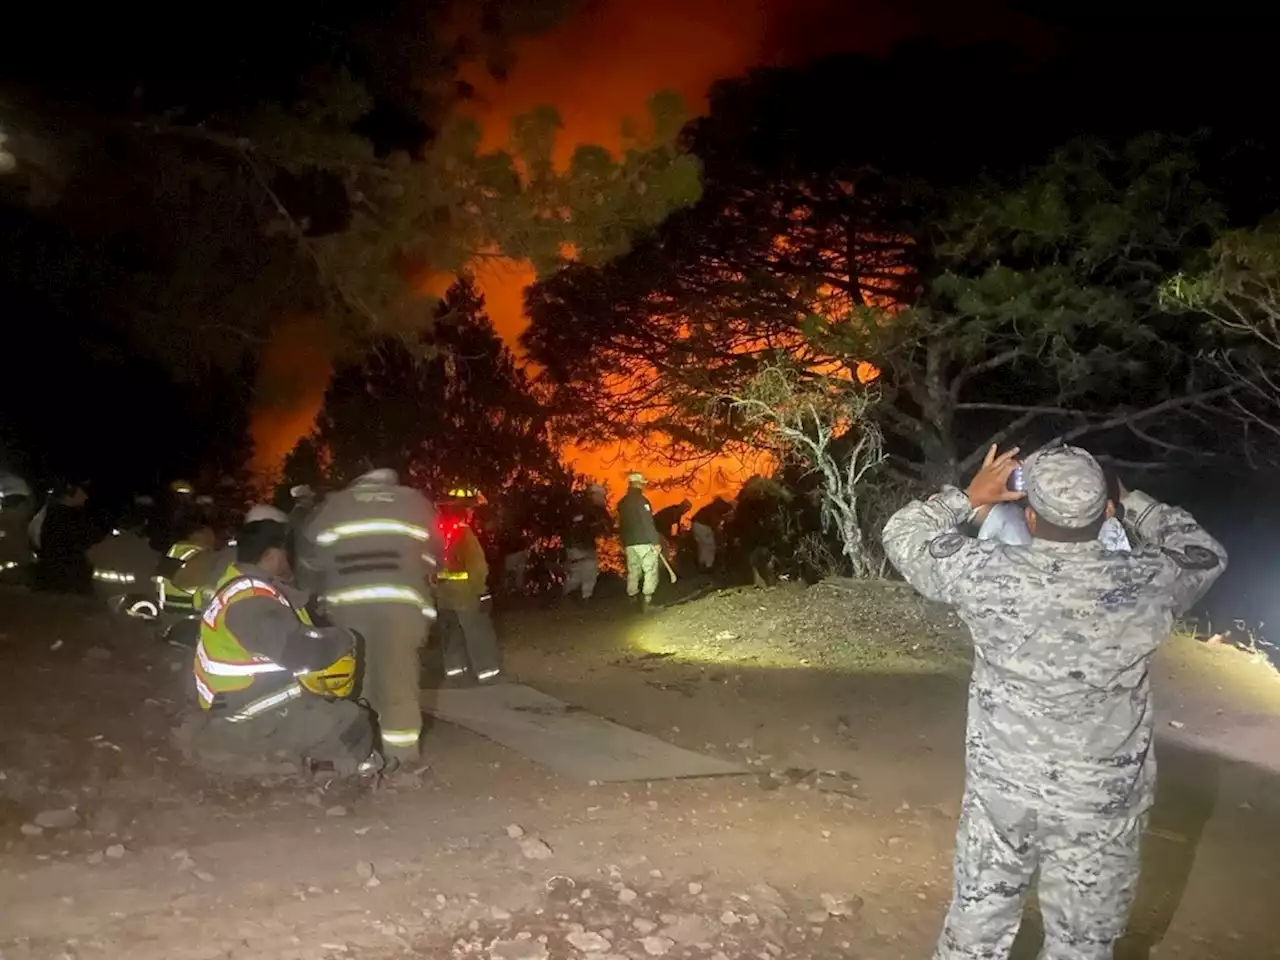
xmin=250 ymin=0 xmax=1024 ymax=502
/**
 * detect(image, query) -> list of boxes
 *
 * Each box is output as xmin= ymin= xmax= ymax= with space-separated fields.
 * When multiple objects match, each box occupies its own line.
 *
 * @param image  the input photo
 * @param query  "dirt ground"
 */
xmin=2 ymin=581 xmax=1279 ymax=960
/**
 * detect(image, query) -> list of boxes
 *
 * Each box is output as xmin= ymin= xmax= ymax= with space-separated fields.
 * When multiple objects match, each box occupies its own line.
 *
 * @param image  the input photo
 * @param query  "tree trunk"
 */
xmin=919 ymin=338 xmax=959 ymax=486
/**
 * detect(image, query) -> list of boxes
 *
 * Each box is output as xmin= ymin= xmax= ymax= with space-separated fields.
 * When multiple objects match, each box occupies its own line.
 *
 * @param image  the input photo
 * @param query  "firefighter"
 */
xmin=690 ymin=496 xmax=733 ymax=571
xmin=157 ymin=523 xmax=217 ymax=614
xmin=305 ymin=469 xmax=437 ymax=768
xmin=32 ymin=480 xmax=98 ymax=594
xmin=617 ymin=472 xmax=662 ymax=612
xmin=179 ymin=519 xmax=379 ymax=778
xmin=183 ymin=504 xmax=288 ymax=611
xmin=437 ymin=488 xmax=501 ymax=682
xmin=562 ymin=483 xmax=611 ymax=600
xmin=0 ymin=470 xmax=33 ymax=576
xmin=88 ymin=512 xmax=159 ymax=606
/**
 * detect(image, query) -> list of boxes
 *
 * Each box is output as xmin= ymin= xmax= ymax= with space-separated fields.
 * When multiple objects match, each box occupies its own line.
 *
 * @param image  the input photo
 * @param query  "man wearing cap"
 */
xmin=617 ymin=472 xmax=662 ymax=613
xmin=881 ymin=444 xmax=1227 ymax=960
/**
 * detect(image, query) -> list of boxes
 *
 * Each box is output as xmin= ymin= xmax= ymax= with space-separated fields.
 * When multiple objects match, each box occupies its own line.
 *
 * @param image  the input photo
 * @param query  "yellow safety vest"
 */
xmin=193 ymin=566 xmax=356 ymax=721
xmin=160 ymin=541 xmax=204 ymax=610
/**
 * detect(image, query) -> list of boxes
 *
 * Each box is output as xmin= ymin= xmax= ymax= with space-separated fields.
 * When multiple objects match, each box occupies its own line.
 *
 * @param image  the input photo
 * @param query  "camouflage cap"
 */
xmin=1023 ymin=444 xmax=1107 ymax=529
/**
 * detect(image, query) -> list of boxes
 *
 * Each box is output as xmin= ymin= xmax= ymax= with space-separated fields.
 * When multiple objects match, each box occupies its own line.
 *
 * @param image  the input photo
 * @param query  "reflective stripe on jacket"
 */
xmin=192 ymin=565 xmax=296 ymax=719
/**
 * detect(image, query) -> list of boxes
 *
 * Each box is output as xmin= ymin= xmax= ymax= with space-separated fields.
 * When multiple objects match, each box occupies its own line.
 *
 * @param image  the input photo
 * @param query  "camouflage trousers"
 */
xmin=935 ymin=788 xmax=1146 ymax=960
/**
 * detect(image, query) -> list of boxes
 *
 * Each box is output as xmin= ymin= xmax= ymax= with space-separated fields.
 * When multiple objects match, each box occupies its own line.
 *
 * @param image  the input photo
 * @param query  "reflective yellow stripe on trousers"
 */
xmin=381 ymin=729 xmax=420 ymax=747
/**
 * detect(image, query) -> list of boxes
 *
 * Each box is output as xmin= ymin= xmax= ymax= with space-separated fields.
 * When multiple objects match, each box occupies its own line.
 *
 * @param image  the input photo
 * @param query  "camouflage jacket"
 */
xmin=882 ymin=487 xmax=1227 ymax=819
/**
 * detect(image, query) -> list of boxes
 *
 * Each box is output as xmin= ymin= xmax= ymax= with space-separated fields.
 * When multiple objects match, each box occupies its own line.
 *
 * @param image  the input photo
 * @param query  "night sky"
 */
xmin=3 ymin=0 xmax=1279 ymax=509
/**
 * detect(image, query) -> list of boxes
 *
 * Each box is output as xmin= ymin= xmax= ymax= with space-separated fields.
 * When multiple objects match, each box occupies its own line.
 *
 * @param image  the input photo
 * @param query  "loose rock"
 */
xmin=820 ymin=893 xmax=860 ymax=917
xmin=640 ymin=936 xmax=674 ymax=957
xmin=632 ymin=918 xmax=657 ymax=935
xmin=20 ymin=823 xmax=43 ymax=837
xmin=105 ymin=844 xmax=126 ymax=859
xmin=34 ymin=808 xmax=79 ymax=830
xmin=325 ymin=805 xmax=348 ymax=818
xmin=687 ymin=882 xmax=703 ymax=896
xmin=490 ymin=938 xmax=550 ymax=960
xmin=660 ymin=914 xmax=714 ymax=945
xmin=566 ymin=930 xmax=611 ymax=952
xmin=618 ymin=888 xmax=638 ymax=904
xmin=356 ymin=861 xmax=380 ymax=888
xmin=506 ymin=824 xmax=526 ymax=839
xmin=519 ymin=837 xmax=554 ymax=860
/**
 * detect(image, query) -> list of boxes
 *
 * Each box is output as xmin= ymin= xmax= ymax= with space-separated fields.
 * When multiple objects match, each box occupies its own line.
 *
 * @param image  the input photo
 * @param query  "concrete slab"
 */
xmin=421 ymin=682 xmax=750 ymax=782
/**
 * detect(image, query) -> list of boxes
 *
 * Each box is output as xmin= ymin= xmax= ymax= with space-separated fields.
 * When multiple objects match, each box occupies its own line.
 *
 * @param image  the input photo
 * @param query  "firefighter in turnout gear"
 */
xmin=157 ymin=523 xmax=217 ymax=614
xmin=88 ymin=514 xmax=159 ymax=609
xmin=179 ymin=520 xmax=378 ymax=778
xmin=437 ymin=488 xmax=501 ymax=683
xmin=183 ymin=504 xmax=289 ymax=614
xmin=304 ymin=469 xmax=437 ymax=766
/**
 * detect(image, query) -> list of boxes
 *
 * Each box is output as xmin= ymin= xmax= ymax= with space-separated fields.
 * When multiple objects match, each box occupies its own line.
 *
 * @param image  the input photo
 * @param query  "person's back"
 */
xmin=566 ymin=498 xmax=610 ymax=551
xmin=617 ymin=488 xmax=659 ymax=546
xmin=940 ymin=531 xmax=1200 ymax=814
xmin=34 ymin=495 xmax=94 ymax=592
xmin=304 ymin=474 xmax=435 ymax=610
xmin=438 ymin=519 xmax=488 ymax=612
xmin=881 ymin=444 xmax=1227 ymax=960
xmin=304 ymin=470 xmax=437 ymax=765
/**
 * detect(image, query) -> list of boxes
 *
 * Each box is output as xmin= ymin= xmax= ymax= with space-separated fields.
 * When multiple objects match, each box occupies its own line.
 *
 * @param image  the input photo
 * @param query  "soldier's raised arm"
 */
xmin=1121 ymin=490 xmax=1228 ymax=614
xmin=882 ymin=445 xmax=1024 ymax=605
xmin=881 ymin=486 xmax=991 ymax=605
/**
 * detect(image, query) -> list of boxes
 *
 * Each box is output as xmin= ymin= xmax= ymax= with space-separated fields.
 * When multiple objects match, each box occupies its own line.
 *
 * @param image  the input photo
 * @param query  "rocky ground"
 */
xmin=2 ymin=583 xmax=1279 ymax=960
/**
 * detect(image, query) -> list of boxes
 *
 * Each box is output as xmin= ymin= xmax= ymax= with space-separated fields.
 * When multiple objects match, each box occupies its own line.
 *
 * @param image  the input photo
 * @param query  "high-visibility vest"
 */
xmin=192 ymin=566 xmax=299 ymax=721
xmin=193 ymin=566 xmax=357 ymax=720
xmin=160 ymin=541 xmax=204 ymax=610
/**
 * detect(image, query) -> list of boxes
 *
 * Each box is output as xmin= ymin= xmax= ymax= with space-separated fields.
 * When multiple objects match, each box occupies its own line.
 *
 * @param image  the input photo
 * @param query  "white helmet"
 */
xmin=357 ymin=468 xmax=398 ymax=486
xmin=289 ymin=484 xmax=314 ymax=500
xmin=245 ymin=504 xmax=288 ymax=524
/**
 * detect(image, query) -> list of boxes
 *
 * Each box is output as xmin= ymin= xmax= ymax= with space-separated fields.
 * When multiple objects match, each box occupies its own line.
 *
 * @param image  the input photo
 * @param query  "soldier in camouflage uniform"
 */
xmin=881 ymin=443 xmax=1226 ymax=960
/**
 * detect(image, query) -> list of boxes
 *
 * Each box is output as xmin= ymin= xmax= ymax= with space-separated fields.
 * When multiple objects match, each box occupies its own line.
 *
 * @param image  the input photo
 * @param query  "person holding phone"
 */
xmin=975 ymin=463 xmax=1131 ymax=552
xmin=881 ymin=444 xmax=1226 ymax=960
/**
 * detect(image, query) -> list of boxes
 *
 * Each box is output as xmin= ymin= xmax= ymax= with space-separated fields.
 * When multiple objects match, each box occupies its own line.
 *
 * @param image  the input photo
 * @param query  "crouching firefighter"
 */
xmin=179 ymin=520 xmax=380 ymax=779
xmin=305 ymin=468 xmax=437 ymax=768
xmin=437 ymin=488 xmax=501 ymax=684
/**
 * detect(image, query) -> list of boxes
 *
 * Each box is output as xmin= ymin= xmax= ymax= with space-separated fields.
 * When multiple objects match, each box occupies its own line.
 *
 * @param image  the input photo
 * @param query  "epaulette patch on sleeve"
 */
xmin=928 ymin=533 xmax=967 ymax=559
xmin=1161 ymin=545 xmax=1220 ymax=571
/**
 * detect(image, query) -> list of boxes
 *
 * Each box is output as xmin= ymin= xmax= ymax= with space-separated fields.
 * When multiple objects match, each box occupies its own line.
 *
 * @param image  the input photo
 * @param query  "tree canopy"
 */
xmin=524 ymin=52 xmax=1275 ymax=486
xmin=0 ymin=1 xmax=702 ymax=379
xmin=286 ymin=279 xmax=578 ymax=540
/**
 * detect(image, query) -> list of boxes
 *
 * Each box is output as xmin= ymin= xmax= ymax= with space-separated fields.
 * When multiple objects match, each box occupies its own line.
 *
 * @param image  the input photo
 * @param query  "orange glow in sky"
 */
xmin=247 ymin=0 xmax=1043 ymax=498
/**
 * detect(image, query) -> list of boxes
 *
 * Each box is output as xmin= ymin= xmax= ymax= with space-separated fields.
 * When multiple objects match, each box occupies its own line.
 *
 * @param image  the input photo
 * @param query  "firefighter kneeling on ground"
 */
xmin=176 ymin=519 xmax=380 ymax=779
xmin=436 ymin=488 xmax=501 ymax=684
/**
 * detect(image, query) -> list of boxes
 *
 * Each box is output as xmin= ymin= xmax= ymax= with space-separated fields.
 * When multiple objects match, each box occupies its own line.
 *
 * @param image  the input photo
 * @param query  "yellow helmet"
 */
xmin=299 ymin=652 xmax=357 ymax=700
xmin=170 ymin=480 xmax=194 ymax=495
xmin=445 ymin=486 xmax=480 ymax=501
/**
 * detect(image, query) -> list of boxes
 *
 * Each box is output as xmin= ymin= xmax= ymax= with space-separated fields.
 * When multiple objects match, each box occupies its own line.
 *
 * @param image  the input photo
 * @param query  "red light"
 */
xmin=438 ymin=517 xmax=463 ymax=550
